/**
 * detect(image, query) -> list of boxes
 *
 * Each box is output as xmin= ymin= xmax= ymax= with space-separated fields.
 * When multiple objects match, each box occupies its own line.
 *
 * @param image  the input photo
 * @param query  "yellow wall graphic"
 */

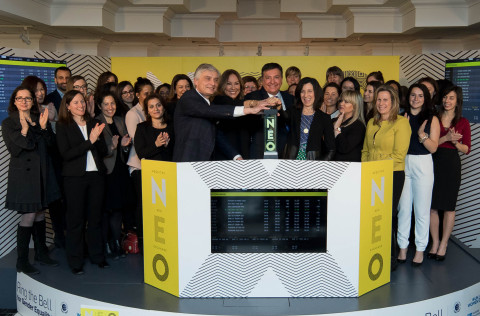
xmin=358 ymin=160 xmax=393 ymax=296
xmin=112 ymin=56 xmax=399 ymax=91
xmin=142 ymin=160 xmax=179 ymax=297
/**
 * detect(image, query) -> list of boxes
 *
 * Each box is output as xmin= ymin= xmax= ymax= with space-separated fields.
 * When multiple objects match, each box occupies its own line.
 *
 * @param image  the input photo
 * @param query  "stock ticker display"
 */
xmin=211 ymin=189 xmax=328 ymax=253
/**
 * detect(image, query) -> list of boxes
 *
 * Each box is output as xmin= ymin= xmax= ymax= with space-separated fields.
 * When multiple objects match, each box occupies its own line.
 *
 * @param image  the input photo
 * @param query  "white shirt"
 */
xmin=78 ymin=124 xmax=98 ymax=172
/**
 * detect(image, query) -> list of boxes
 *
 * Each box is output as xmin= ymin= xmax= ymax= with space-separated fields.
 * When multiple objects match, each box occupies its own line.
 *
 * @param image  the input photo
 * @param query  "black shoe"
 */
xmin=104 ymin=243 xmax=113 ymax=257
xmin=72 ymin=267 xmax=84 ymax=275
xmin=412 ymin=260 xmax=423 ymax=267
xmin=427 ymin=252 xmax=437 ymax=259
xmin=97 ymin=260 xmax=110 ymax=269
xmin=435 ymin=254 xmax=446 ymax=261
xmin=397 ymin=258 xmax=407 ymax=264
xmin=32 ymin=220 xmax=59 ymax=267
xmin=112 ymin=240 xmax=126 ymax=259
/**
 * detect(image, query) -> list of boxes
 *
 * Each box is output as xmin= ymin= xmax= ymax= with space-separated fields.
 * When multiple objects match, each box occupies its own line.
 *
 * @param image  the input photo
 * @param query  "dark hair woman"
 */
xmin=363 ymin=80 xmax=382 ymax=123
xmin=134 ymin=93 xmax=174 ymax=162
xmin=212 ymin=69 xmax=250 ymax=160
xmin=115 ymin=81 xmax=137 ymax=117
xmin=67 ymin=75 xmax=96 ymax=119
xmin=340 ymin=77 xmax=360 ymax=92
xmin=125 ymin=77 xmax=154 ymax=246
xmin=22 ymin=76 xmax=66 ymax=247
xmin=397 ymin=84 xmax=440 ymax=266
xmin=56 ymin=90 xmax=109 ymax=274
xmin=2 ymin=86 xmax=61 ymax=274
xmin=283 ymin=77 xmax=335 ymax=160
xmin=429 ymin=86 xmax=470 ymax=261
xmin=242 ymin=75 xmax=259 ymax=96
xmin=333 ymin=90 xmax=366 ymax=161
xmin=95 ymin=91 xmax=133 ymax=259
xmin=366 ymin=71 xmax=384 ymax=84
xmin=22 ymin=76 xmax=58 ymax=123
xmin=166 ymin=74 xmax=193 ymax=119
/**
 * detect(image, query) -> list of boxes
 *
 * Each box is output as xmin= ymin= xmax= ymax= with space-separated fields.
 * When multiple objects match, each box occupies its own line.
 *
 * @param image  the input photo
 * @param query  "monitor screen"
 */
xmin=445 ymin=58 xmax=480 ymax=123
xmin=211 ymin=189 xmax=328 ymax=253
xmin=0 ymin=55 xmax=67 ymax=122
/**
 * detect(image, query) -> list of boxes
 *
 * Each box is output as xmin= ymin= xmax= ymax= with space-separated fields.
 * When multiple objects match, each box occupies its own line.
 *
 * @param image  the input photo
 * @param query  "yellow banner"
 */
xmin=358 ymin=160 xmax=393 ymax=296
xmin=111 ymin=56 xmax=399 ymax=91
xmin=142 ymin=160 xmax=179 ymax=297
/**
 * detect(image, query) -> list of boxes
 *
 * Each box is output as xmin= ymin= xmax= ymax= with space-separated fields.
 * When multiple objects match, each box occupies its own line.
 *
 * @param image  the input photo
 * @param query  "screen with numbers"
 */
xmin=211 ymin=189 xmax=328 ymax=253
xmin=445 ymin=58 xmax=480 ymax=124
xmin=0 ymin=55 xmax=66 ymax=122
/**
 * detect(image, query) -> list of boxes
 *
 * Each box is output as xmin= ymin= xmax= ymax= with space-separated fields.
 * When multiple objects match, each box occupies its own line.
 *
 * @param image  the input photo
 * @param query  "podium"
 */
xmin=141 ymin=159 xmax=393 ymax=298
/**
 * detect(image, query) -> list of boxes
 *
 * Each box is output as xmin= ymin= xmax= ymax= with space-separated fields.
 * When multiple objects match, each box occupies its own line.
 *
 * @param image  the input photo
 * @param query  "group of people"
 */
xmin=3 ymin=61 xmax=470 ymax=275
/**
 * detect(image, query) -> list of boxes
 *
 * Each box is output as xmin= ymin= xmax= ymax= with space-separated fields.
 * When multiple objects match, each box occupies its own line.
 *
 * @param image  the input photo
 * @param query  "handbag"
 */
xmin=123 ymin=231 xmax=139 ymax=254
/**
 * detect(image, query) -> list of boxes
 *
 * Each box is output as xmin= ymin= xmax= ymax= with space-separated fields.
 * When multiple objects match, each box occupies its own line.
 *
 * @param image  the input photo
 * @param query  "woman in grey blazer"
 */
xmin=96 ymin=91 xmax=133 ymax=259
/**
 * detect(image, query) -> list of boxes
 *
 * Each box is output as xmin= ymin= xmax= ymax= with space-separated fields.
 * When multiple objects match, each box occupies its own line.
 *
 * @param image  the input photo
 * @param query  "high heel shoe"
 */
xmin=435 ymin=253 xmax=446 ymax=261
xmin=397 ymin=258 xmax=407 ymax=264
xmin=427 ymin=252 xmax=437 ymax=259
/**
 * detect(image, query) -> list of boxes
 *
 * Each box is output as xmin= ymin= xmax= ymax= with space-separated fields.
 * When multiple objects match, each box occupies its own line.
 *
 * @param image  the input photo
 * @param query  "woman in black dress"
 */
xmin=333 ymin=90 xmax=366 ymax=161
xmin=283 ymin=77 xmax=335 ymax=160
xmin=429 ymin=86 xmax=471 ymax=261
xmin=96 ymin=91 xmax=133 ymax=259
xmin=2 ymin=86 xmax=61 ymax=274
xmin=56 ymin=90 xmax=109 ymax=274
xmin=134 ymin=93 xmax=174 ymax=162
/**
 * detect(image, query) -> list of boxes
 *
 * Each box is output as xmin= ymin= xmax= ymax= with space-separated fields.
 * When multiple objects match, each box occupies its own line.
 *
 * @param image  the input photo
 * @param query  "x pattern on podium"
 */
xmin=142 ymin=158 xmax=393 ymax=298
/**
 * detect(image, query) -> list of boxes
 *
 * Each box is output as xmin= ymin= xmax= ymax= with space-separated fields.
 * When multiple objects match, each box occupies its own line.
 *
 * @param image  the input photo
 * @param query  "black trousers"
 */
xmin=392 ymin=170 xmax=405 ymax=267
xmin=64 ymin=172 xmax=105 ymax=269
xmin=131 ymin=170 xmax=143 ymax=238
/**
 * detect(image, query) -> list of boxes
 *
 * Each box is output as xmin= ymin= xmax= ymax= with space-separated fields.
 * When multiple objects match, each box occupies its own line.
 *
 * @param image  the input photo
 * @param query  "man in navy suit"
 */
xmin=244 ymin=62 xmax=295 ymax=159
xmin=173 ymin=63 xmax=272 ymax=162
xmin=45 ymin=66 xmax=71 ymax=112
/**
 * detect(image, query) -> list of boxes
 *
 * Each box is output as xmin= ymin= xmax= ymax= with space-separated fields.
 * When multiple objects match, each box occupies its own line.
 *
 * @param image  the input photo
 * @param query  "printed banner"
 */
xmin=142 ymin=160 xmax=179 ymax=297
xmin=358 ymin=160 xmax=393 ymax=296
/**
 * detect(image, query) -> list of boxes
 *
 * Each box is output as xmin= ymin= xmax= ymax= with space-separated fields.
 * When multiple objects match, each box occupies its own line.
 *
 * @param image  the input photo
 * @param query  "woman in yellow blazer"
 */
xmin=361 ymin=84 xmax=411 ymax=270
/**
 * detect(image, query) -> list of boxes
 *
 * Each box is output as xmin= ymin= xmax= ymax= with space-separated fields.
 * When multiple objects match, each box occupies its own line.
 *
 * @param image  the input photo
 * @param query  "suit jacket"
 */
xmin=173 ymin=89 xmax=235 ymax=162
xmin=283 ymin=108 xmax=336 ymax=160
xmin=56 ymin=119 xmax=108 ymax=176
xmin=96 ymin=114 xmax=129 ymax=174
xmin=244 ymin=88 xmax=294 ymax=159
xmin=45 ymin=90 xmax=62 ymax=112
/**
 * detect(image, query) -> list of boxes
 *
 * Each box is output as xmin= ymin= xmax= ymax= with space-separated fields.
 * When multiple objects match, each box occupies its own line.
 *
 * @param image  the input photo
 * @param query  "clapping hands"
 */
xmin=89 ymin=123 xmax=105 ymax=144
xmin=155 ymin=132 xmax=170 ymax=147
xmin=445 ymin=127 xmax=462 ymax=144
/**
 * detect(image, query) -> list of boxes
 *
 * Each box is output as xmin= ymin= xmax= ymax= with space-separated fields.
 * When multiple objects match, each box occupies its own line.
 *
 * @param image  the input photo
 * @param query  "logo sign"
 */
xmin=81 ymin=308 xmax=119 ymax=316
xmin=263 ymin=109 xmax=278 ymax=159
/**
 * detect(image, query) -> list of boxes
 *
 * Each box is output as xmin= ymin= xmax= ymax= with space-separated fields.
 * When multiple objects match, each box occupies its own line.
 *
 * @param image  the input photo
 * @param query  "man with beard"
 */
xmin=46 ymin=66 xmax=71 ymax=112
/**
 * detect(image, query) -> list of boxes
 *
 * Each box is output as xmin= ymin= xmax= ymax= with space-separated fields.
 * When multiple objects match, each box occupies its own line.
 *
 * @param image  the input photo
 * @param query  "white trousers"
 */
xmin=397 ymin=154 xmax=434 ymax=251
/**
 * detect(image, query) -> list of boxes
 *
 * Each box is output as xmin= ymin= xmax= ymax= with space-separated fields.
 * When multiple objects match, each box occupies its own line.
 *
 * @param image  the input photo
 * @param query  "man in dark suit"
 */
xmin=244 ymin=62 xmax=295 ymax=159
xmin=173 ymin=63 xmax=271 ymax=162
xmin=45 ymin=66 xmax=71 ymax=112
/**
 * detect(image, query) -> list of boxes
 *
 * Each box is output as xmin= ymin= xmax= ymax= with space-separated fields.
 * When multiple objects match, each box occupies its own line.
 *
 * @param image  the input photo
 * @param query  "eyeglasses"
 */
xmin=15 ymin=97 xmax=33 ymax=103
xmin=73 ymin=85 xmax=87 ymax=90
xmin=122 ymin=90 xmax=134 ymax=95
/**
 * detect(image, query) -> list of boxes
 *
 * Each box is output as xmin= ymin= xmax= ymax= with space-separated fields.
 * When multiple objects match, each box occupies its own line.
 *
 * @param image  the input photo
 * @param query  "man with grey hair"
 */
xmin=173 ymin=63 xmax=276 ymax=162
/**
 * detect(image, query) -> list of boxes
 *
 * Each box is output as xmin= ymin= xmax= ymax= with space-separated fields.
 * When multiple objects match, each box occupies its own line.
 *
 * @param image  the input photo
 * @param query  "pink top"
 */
xmin=439 ymin=117 xmax=471 ymax=154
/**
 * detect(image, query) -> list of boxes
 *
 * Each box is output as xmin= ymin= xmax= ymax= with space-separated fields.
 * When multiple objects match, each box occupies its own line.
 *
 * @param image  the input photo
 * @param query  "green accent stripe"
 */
xmin=0 ymin=60 xmax=66 ymax=68
xmin=446 ymin=61 xmax=480 ymax=68
xmin=211 ymin=192 xmax=327 ymax=197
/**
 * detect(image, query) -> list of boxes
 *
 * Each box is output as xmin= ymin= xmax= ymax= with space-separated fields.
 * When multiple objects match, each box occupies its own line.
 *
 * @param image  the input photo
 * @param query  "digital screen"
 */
xmin=445 ymin=58 xmax=480 ymax=123
xmin=211 ymin=189 xmax=328 ymax=253
xmin=0 ymin=55 xmax=67 ymax=122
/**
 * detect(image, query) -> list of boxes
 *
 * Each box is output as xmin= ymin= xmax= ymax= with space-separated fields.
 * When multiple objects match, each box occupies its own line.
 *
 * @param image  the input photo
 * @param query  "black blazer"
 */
xmin=45 ymin=90 xmax=62 ymax=112
xmin=283 ymin=108 xmax=336 ymax=160
xmin=56 ymin=119 xmax=108 ymax=176
xmin=333 ymin=118 xmax=366 ymax=162
xmin=244 ymin=88 xmax=294 ymax=159
xmin=173 ymin=89 xmax=235 ymax=162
